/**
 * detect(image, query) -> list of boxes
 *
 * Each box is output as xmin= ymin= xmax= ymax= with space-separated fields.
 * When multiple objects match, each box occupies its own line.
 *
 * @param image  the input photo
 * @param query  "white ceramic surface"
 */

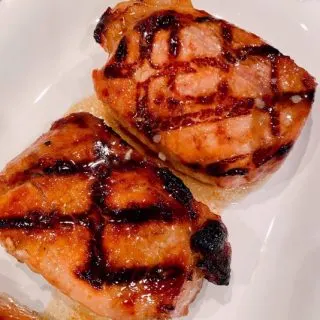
xmin=0 ymin=0 xmax=319 ymax=319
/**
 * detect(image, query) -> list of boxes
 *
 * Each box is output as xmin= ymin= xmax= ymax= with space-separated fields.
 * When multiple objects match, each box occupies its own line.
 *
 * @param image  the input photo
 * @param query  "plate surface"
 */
xmin=0 ymin=0 xmax=319 ymax=319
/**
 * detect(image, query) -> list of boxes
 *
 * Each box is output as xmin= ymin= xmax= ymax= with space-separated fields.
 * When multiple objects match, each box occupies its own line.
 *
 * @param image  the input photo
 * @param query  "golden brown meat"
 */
xmin=93 ymin=0 xmax=317 ymax=188
xmin=0 ymin=113 xmax=231 ymax=320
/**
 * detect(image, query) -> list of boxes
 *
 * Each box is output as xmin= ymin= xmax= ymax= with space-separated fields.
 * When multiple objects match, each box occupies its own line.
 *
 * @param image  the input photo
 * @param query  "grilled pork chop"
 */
xmin=0 ymin=112 xmax=231 ymax=319
xmin=93 ymin=0 xmax=317 ymax=188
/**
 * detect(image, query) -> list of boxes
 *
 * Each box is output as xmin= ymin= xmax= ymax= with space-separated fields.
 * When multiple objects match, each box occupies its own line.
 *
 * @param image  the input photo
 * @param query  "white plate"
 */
xmin=0 ymin=0 xmax=319 ymax=319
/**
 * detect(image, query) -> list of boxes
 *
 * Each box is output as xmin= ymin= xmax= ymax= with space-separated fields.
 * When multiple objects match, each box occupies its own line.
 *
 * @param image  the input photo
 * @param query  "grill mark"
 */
xmin=134 ymin=82 xmax=155 ymax=138
xmin=194 ymin=16 xmax=218 ymax=23
xmin=76 ymin=210 xmax=107 ymax=289
xmin=115 ymin=37 xmax=128 ymax=63
xmin=155 ymin=98 xmax=254 ymax=132
xmin=106 ymin=205 xmax=174 ymax=224
xmin=253 ymin=142 xmax=294 ymax=168
xmin=169 ymin=29 xmax=181 ymax=58
xmin=0 ymin=212 xmax=80 ymax=230
xmin=222 ymin=50 xmax=237 ymax=64
xmin=221 ymin=23 xmax=233 ymax=43
xmin=236 ymin=45 xmax=281 ymax=60
xmin=207 ymin=166 xmax=249 ymax=177
xmin=268 ymin=107 xmax=280 ymax=136
xmin=205 ymin=154 xmax=249 ymax=177
xmin=94 ymin=7 xmax=112 ymax=44
xmin=105 ymin=265 xmax=185 ymax=287
xmin=135 ymin=11 xmax=181 ymax=60
xmin=192 ymin=57 xmax=229 ymax=72
xmin=104 ymin=63 xmax=136 ymax=78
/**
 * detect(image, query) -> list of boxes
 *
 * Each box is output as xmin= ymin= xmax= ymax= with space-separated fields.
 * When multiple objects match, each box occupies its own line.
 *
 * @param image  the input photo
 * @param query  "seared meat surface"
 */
xmin=93 ymin=0 xmax=317 ymax=188
xmin=0 ymin=113 xmax=231 ymax=319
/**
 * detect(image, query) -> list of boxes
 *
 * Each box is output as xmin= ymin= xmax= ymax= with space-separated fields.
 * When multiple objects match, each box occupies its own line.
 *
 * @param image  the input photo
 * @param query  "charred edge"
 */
xmin=94 ymin=7 xmax=112 ymax=44
xmin=104 ymin=63 xmax=136 ymax=79
xmin=269 ymin=107 xmax=280 ymax=136
xmin=194 ymin=15 xmax=217 ymax=23
xmin=75 ymin=154 xmax=111 ymax=289
xmin=252 ymin=142 xmax=294 ymax=168
xmin=169 ymin=29 xmax=181 ymax=58
xmin=159 ymin=305 xmax=175 ymax=313
xmin=304 ymin=90 xmax=316 ymax=102
xmin=221 ymin=23 xmax=233 ymax=43
xmin=205 ymin=154 xmax=249 ymax=177
xmin=206 ymin=166 xmax=249 ymax=177
xmin=191 ymin=220 xmax=231 ymax=286
xmin=115 ymin=37 xmax=128 ymax=63
xmin=236 ymin=45 xmax=281 ymax=61
xmin=135 ymin=11 xmax=181 ymax=60
xmin=51 ymin=112 xmax=90 ymax=130
xmin=0 ymin=212 xmax=78 ymax=230
xmin=156 ymin=168 xmax=197 ymax=219
xmin=106 ymin=205 xmax=174 ymax=224
xmin=187 ymin=154 xmax=247 ymax=173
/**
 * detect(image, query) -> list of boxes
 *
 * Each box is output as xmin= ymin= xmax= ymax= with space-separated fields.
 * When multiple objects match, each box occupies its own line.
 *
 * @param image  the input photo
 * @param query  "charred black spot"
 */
xmin=186 ymin=162 xmax=202 ymax=170
xmin=196 ymin=244 xmax=231 ymax=286
xmin=115 ymin=37 xmax=128 ymax=63
xmin=304 ymin=90 xmax=316 ymax=102
xmin=94 ymin=7 xmax=112 ymax=44
xmin=191 ymin=220 xmax=228 ymax=254
xmin=160 ymin=304 xmax=175 ymax=313
xmin=42 ymin=160 xmax=82 ymax=175
xmin=276 ymin=142 xmax=294 ymax=158
xmin=191 ymin=220 xmax=231 ymax=286
xmin=206 ymin=162 xmax=248 ymax=177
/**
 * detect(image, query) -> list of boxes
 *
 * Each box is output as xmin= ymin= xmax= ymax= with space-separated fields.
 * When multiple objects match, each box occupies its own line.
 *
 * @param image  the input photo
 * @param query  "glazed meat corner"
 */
xmin=0 ymin=112 xmax=231 ymax=319
xmin=93 ymin=0 xmax=317 ymax=188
